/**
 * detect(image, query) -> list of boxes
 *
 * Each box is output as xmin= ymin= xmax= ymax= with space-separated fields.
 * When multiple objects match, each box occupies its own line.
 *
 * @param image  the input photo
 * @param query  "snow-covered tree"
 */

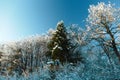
xmin=86 ymin=2 xmax=120 ymax=62
xmin=47 ymin=21 xmax=72 ymax=63
xmin=0 ymin=35 xmax=49 ymax=77
xmin=67 ymin=24 xmax=87 ymax=63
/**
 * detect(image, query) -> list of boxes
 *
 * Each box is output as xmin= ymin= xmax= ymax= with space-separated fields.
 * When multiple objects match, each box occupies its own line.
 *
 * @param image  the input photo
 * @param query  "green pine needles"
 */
xmin=47 ymin=21 xmax=82 ymax=64
xmin=47 ymin=21 xmax=71 ymax=63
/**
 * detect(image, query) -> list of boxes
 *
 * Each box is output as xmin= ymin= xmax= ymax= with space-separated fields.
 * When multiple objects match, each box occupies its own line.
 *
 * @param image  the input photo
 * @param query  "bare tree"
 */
xmin=86 ymin=2 xmax=120 ymax=62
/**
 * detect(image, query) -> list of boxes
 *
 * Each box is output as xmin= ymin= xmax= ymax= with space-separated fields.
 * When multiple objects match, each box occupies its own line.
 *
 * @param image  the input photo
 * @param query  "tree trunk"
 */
xmin=112 ymin=40 xmax=120 ymax=61
xmin=105 ymin=24 xmax=120 ymax=62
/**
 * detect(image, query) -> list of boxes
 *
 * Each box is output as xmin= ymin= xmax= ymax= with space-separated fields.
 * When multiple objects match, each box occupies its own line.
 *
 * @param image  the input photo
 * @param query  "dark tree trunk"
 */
xmin=105 ymin=24 xmax=120 ymax=62
xmin=112 ymin=40 xmax=120 ymax=61
xmin=30 ymin=53 xmax=33 ymax=72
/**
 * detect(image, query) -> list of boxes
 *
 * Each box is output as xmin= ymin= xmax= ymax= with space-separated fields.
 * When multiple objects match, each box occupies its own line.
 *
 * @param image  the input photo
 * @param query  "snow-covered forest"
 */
xmin=0 ymin=2 xmax=120 ymax=80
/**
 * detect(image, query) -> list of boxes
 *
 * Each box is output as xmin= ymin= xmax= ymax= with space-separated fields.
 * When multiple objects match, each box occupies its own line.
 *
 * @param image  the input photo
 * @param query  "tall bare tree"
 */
xmin=86 ymin=2 xmax=120 ymax=62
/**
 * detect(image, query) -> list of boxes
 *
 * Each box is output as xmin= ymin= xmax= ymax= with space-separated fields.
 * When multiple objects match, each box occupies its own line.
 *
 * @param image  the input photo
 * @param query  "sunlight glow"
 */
xmin=0 ymin=16 xmax=15 ymax=42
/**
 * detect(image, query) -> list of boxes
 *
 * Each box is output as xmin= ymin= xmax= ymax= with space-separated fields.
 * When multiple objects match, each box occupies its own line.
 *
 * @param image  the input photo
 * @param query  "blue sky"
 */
xmin=0 ymin=0 xmax=120 ymax=42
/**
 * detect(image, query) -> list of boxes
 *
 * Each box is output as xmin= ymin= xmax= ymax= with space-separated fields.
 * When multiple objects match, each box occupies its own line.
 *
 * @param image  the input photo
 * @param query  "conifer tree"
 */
xmin=47 ymin=21 xmax=72 ymax=63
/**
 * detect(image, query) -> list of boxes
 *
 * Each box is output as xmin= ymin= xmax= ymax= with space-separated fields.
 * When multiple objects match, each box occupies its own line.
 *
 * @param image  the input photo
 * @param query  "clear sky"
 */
xmin=0 ymin=0 xmax=120 ymax=42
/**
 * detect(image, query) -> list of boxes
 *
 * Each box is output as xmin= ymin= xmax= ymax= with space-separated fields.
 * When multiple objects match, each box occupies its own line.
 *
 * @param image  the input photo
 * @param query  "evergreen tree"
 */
xmin=47 ymin=21 xmax=72 ymax=63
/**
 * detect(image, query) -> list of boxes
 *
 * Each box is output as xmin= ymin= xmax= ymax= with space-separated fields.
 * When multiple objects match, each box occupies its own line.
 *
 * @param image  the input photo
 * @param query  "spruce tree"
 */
xmin=47 ymin=21 xmax=72 ymax=63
